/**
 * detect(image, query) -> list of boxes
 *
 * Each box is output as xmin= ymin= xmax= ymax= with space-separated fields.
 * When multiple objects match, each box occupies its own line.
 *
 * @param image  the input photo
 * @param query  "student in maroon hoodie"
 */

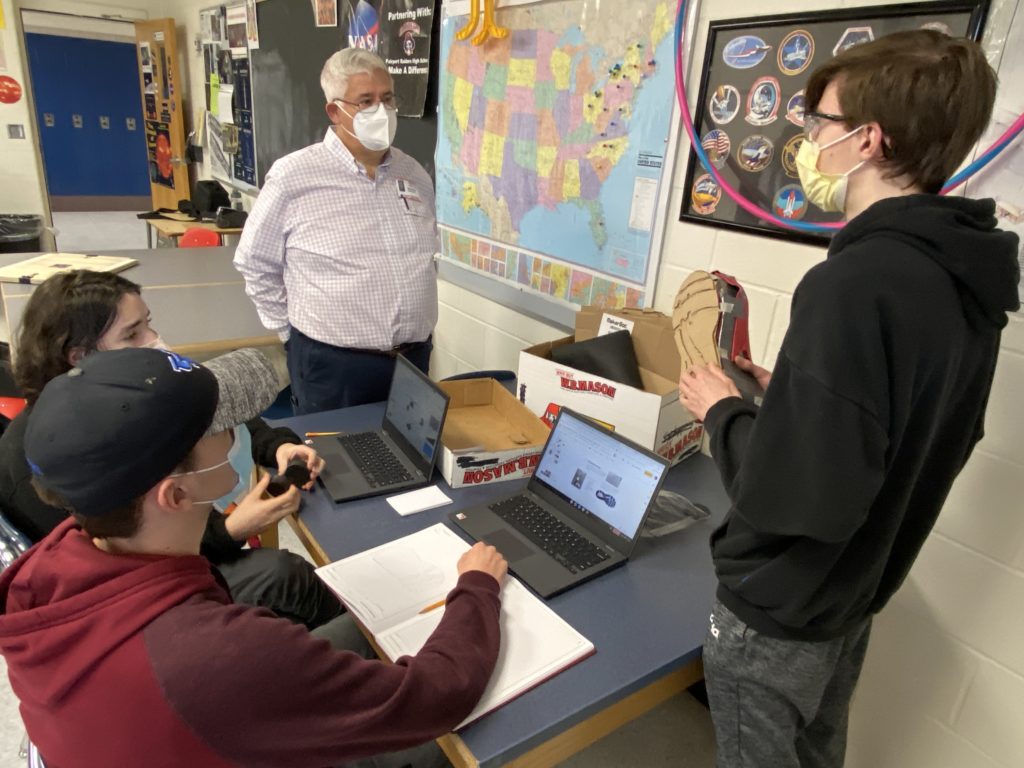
xmin=0 ymin=348 xmax=506 ymax=768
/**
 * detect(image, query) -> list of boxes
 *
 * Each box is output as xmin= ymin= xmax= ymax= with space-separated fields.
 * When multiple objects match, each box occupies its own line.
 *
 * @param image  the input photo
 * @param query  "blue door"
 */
xmin=25 ymin=33 xmax=149 ymax=197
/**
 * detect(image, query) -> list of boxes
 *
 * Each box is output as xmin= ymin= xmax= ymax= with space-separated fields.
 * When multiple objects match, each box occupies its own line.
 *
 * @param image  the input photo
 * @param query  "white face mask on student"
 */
xmin=335 ymin=101 xmax=398 ymax=152
xmin=796 ymin=126 xmax=867 ymax=213
xmin=141 ymin=335 xmax=170 ymax=351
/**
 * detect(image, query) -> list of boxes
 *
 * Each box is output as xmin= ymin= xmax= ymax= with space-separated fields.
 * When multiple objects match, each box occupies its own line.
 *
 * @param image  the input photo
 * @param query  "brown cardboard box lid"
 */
xmin=439 ymin=378 xmax=550 ymax=452
xmin=574 ymin=307 xmax=680 ymax=381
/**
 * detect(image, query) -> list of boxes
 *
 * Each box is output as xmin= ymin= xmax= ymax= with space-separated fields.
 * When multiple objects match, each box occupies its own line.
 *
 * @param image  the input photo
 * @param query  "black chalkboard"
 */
xmin=251 ymin=0 xmax=440 ymax=187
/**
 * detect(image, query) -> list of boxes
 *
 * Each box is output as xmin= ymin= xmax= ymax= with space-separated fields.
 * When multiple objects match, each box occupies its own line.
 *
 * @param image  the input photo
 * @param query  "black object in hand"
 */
xmin=266 ymin=458 xmax=312 ymax=497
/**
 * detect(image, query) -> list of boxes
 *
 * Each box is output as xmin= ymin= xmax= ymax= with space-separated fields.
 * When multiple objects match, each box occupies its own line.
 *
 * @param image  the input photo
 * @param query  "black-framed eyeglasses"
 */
xmin=804 ymin=111 xmax=848 ymax=140
xmin=333 ymin=94 xmax=400 ymax=113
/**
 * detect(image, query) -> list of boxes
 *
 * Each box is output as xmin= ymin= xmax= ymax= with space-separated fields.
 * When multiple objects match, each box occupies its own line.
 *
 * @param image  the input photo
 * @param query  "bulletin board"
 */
xmin=678 ymin=0 xmax=990 ymax=245
xmin=199 ymin=3 xmax=259 ymax=191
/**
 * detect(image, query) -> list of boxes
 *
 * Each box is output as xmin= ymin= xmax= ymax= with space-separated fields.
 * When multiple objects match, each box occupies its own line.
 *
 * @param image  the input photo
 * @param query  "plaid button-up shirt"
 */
xmin=234 ymin=129 xmax=439 ymax=350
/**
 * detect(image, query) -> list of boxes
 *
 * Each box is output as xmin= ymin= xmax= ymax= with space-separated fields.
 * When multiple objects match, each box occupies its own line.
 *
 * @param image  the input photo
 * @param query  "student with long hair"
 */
xmin=0 ymin=270 xmax=342 ymax=629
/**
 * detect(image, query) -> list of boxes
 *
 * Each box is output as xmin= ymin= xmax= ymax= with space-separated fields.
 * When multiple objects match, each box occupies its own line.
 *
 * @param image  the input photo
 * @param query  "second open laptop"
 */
xmin=450 ymin=408 xmax=669 ymax=598
xmin=311 ymin=355 xmax=451 ymax=503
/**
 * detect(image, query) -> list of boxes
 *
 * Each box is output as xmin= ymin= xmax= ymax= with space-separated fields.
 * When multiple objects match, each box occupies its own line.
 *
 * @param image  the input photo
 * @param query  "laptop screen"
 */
xmin=533 ymin=410 xmax=667 ymax=542
xmin=383 ymin=357 xmax=448 ymax=466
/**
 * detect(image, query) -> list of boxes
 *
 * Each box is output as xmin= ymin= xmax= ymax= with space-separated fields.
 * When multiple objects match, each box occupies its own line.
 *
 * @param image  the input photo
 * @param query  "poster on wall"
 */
xmin=201 ymin=7 xmax=226 ymax=43
xmin=435 ymin=0 xmax=677 ymax=311
xmin=678 ymin=1 xmax=990 ymax=245
xmin=206 ymin=111 xmax=232 ymax=182
xmin=340 ymin=0 xmax=436 ymax=117
xmin=245 ymin=0 xmax=260 ymax=48
xmin=226 ymin=4 xmax=248 ymax=54
xmin=145 ymin=120 xmax=175 ymax=189
xmin=316 ymin=0 xmax=339 ymax=27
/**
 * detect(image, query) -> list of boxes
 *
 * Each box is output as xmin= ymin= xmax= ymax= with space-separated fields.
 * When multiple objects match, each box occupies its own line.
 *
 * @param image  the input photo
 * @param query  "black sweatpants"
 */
xmin=215 ymin=547 xmax=343 ymax=630
xmin=703 ymin=598 xmax=872 ymax=768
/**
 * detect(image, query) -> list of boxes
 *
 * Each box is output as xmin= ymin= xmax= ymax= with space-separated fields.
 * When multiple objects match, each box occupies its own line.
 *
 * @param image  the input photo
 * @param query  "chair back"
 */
xmin=178 ymin=228 xmax=221 ymax=248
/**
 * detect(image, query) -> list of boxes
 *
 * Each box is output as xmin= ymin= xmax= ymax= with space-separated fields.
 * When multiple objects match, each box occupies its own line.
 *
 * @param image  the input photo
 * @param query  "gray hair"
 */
xmin=320 ymin=48 xmax=391 ymax=103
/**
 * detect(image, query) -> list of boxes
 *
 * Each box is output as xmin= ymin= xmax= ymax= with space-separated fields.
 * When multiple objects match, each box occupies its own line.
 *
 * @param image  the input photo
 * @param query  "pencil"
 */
xmin=418 ymin=599 xmax=446 ymax=614
xmin=305 ymin=431 xmax=342 ymax=437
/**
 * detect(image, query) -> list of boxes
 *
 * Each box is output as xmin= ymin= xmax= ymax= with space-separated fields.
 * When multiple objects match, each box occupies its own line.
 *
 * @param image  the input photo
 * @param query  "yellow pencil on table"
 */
xmin=305 ymin=431 xmax=342 ymax=437
xmin=418 ymin=599 xmax=446 ymax=614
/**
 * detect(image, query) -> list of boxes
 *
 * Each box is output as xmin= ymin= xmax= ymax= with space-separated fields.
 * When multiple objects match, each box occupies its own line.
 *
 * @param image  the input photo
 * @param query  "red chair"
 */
xmin=178 ymin=227 xmax=222 ymax=248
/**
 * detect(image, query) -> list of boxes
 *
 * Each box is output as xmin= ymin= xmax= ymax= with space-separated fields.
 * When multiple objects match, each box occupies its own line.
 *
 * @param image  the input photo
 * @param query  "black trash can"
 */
xmin=0 ymin=214 xmax=44 ymax=254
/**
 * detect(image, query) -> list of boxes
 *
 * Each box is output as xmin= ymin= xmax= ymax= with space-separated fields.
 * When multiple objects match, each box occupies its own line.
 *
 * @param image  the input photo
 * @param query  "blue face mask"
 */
xmin=213 ymin=424 xmax=254 ymax=511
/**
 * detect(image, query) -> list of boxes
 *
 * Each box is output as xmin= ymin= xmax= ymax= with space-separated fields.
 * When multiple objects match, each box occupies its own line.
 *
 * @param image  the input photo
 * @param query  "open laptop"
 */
xmin=450 ymin=408 xmax=669 ymax=598
xmin=312 ymin=355 xmax=450 ymax=503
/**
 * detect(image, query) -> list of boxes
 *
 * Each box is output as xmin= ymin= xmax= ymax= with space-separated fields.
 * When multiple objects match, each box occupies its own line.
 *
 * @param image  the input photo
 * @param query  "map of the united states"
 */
xmin=437 ymin=0 xmax=674 ymax=288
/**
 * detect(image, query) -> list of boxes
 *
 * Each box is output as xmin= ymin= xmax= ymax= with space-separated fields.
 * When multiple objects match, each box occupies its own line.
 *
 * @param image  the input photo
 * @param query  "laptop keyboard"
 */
xmin=338 ymin=432 xmax=413 ymax=488
xmin=490 ymin=496 xmax=611 ymax=574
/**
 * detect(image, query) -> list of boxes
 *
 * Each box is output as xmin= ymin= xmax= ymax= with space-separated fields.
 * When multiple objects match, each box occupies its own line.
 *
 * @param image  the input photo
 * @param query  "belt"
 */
xmin=346 ymin=339 xmax=427 ymax=358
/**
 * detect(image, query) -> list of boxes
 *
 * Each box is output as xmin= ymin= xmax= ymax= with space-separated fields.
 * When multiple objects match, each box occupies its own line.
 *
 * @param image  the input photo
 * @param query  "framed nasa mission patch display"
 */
xmin=679 ymin=1 xmax=990 ymax=244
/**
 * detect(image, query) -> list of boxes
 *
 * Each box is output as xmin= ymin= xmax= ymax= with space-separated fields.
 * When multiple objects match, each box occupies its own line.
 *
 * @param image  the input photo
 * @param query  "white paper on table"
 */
xmin=217 ymin=84 xmax=235 ymax=124
xmin=386 ymin=485 xmax=453 ymax=517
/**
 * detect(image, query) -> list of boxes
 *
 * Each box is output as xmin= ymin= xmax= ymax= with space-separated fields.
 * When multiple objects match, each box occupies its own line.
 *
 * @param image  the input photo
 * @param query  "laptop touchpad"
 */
xmin=481 ymin=529 xmax=535 ymax=562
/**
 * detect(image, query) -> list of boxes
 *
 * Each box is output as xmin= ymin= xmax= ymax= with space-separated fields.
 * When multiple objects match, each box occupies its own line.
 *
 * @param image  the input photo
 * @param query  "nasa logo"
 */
xmin=348 ymin=0 xmax=380 ymax=52
xmin=691 ymin=174 xmax=722 ymax=215
xmin=745 ymin=76 xmax=780 ymax=126
xmin=722 ymin=35 xmax=772 ymax=69
xmin=833 ymin=27 xmax=874 ymax=56
xmin=708 ymin=84 xmax=741 ymax=125
xmin=781 ymin=134 xmax=804 ymax=178
xmin=778 ymin=30 xmax=815 ymax=76
xmin=700 ymin=129 xmax=731 ymax=169
xmin=736 ymin=135 xmax=774 ymax=173
xmin=773 ymin=184 xmax=809 ymax=220
xmin=785 ymin=90 xmax=806 ymax=127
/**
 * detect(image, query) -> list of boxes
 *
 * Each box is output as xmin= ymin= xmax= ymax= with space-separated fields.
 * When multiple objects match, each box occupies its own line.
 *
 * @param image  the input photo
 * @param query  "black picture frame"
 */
xmin=678 ymin=0 xmax=990 ymax=245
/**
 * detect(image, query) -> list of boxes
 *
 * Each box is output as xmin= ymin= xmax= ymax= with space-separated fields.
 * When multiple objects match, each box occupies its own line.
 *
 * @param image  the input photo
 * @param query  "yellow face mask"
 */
xmin=796 ymin=125 xmax=866 ymax=214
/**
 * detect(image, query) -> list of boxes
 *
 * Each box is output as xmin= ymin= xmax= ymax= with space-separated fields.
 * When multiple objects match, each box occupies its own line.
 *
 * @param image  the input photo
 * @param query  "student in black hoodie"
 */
xmin=677 ymin=30 xmax=1020 ymax=767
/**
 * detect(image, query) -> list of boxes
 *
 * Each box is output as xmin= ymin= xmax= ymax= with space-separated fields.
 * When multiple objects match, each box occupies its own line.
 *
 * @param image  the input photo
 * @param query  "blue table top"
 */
xmin=275 ymin=404 xmax=729 ymax=767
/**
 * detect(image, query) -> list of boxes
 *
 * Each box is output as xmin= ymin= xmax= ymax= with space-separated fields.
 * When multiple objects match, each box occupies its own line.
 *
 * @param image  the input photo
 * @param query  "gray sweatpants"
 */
xmin=703 ymin=598 xmax=872 ymax=768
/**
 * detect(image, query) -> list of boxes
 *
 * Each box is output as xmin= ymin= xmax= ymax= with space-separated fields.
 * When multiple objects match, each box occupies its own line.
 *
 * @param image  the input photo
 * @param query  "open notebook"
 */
xmin=315 ymin=524 xmax=595 ymax=729
xmin=0 ymin=253 xmax=138 ymax=285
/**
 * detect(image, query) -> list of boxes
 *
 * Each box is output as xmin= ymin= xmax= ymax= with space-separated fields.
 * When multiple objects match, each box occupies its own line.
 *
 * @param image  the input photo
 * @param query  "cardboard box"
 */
xmin=438 ymin=378 xmax=551 ymax=488
xmin=517 ymin=307 xmax=704 ymax=464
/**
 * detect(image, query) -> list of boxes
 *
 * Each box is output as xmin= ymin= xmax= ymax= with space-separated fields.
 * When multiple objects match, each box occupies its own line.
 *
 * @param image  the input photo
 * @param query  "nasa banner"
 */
xmin=341 ymin=0 xmax=436 ymax=117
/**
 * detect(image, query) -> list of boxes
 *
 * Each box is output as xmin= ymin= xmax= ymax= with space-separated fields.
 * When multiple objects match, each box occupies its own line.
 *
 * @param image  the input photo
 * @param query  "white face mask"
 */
xmin=141 ymin=334 xmax=169 ymax=351
xmin=336 ymin=101 xmax=398 ymax=152
xmin=796 ymin=125 xmax=867 ymax=213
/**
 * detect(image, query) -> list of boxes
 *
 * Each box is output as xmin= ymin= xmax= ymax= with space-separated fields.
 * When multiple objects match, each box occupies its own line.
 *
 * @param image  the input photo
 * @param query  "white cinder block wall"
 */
xmin=73 ymin=0 xmax=1021 ymax=764
xmin=428 ymin=1 xmax=1024 ymax=766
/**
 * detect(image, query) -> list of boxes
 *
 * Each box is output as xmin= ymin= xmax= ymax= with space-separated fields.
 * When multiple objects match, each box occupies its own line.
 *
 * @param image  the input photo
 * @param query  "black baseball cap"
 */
xmin=25 ymin=348 xmax=219 ymax=517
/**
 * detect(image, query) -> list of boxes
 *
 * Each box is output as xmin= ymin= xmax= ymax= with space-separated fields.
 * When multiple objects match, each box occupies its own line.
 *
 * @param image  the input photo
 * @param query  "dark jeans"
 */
xmin=286 ymin=327 xmax=432 ymax=415
xmin=703 ymin=598 xmax=872 ymax=768
xmin=215 ymin=547 xmax=343 ymax=630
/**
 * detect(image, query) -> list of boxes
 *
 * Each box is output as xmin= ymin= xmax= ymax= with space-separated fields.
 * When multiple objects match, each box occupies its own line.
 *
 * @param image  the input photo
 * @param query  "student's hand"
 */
xmin=275 ymin=443 xmax=325 ymax=489
xmin=224 ymin=474 xmax=302 ymax=541
xmin=457 ymin=543 xmax=508 ymax=586
xmin=678 ymin=364 xmax=741 ymax=422
xmin=734 ymin=355 xmax=772 ymax=391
